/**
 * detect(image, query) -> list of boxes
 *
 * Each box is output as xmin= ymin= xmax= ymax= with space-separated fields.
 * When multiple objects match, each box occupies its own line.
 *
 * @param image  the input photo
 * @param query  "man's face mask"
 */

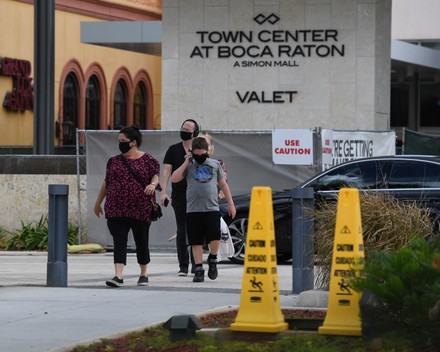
xmin=192 ymin=153 xmax=208 ymax=164
xmin=119 ymin=141 xmax=133 ymax=154
xmin=180 ymin=131 xmax=193 ymax=141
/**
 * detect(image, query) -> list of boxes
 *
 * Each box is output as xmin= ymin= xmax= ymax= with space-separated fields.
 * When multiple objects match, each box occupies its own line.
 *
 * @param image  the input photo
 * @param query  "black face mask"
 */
xmin=119 ymin=141 xmax=133 ymax=154
xmin=192 ymin=153 xmax=208 ymax=164
xmin=180 ymin=131 xmax=193 ymax=141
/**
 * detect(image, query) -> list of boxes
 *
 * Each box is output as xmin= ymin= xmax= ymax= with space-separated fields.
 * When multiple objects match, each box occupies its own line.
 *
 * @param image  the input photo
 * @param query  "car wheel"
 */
xmin=226 ymin=213 xmax=247 ymax=264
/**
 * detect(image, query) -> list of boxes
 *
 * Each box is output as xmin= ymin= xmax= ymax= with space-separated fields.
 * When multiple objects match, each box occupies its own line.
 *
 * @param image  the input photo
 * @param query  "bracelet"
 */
xmin=150 ymin=182 xmax=157 ymax=186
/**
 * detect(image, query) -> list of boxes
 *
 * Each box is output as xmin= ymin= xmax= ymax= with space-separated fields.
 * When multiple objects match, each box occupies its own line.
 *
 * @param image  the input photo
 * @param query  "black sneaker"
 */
xmin=207 ymin=258 xmax=218 ymax=280
xmin=178 ymin=269 xmax=188 ymax=277
xmin=106 ymin=276 xmax=124 ymax=287
xmin=193 ymin=267 xmax=205 ymax=282
xmin=137 ymin=276 xmax=149 ymax=286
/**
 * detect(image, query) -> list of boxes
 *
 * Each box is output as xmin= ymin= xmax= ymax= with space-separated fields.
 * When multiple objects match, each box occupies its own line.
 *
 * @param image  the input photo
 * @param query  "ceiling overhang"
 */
xmin=80 ymin=21 xmax=161 ymax=56
xmin=391 ymin=40 xmax=440 ymax=82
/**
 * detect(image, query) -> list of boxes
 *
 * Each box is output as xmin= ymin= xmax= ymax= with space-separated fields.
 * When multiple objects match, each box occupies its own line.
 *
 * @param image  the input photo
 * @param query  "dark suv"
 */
xmin=220 ymin=155 xmax=440 ymax=264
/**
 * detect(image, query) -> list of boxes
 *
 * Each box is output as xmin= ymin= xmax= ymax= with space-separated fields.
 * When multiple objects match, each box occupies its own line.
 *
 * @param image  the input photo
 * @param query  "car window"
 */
xmin=388 ymin=161 xmax=424 ymax=188
xmin=388 ymin=160 xmax=440 ymax=189
xmin=308 ymin=161 xmax=380 ymax=191
xmin=423 ymin=163 xmax=440 ymax=188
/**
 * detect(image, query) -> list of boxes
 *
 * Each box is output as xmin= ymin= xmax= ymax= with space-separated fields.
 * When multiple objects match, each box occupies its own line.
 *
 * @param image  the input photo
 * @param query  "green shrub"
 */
xmin=349 ymin=236 xmax=440 ymax=350
xmin=0 ymin=215 xmax=79 ymax=251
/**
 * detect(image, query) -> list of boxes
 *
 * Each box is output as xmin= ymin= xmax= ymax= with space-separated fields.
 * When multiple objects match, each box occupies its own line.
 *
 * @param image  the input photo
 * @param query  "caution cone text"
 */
xmin=318 ymin=188 xmax=365 ymax=336
xmin=230 ymin=186 xmax=288 ymax=333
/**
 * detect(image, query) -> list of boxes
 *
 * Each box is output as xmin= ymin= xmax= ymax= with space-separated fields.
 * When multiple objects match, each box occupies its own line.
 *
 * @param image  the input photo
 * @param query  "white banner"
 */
xmin=330 ymin=130 xmax=396 ymax=166
xmin=272 ymin=129 xmax=313 ymax=165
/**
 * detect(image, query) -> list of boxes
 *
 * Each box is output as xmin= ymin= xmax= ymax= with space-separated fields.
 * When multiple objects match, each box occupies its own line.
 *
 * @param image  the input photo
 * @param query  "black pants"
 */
xmin=171 ymin=195 xmax=194 ymax=271
xmin=107 ymin=217 xmax=151 ymax=265
xmin=187 ymin=211 xmax=221 ymax=245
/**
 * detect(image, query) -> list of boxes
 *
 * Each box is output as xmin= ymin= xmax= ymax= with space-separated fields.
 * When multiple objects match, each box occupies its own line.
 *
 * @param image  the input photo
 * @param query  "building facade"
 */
xmin=161 ymin=0 xmax=392 ymax=132
xmin=1 ymin=0 xmax=440 ymax=148
xmin=391 ymin=0 xmax=440 ymax=136
xmin=0 ymin=0 xmax=162 ymax=149
xmin=1 ymin=0 xmax=440 ymax=240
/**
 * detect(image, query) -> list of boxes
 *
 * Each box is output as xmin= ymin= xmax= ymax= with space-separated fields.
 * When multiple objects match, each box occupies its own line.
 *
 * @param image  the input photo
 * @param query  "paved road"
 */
xmin=0 ymin=251 xmax=300 ymax=352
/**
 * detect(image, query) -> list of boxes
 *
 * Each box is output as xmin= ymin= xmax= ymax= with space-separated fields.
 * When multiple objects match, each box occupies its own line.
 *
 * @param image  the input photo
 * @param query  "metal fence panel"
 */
xmin=78 ymin=130 xmax=320 ymax=249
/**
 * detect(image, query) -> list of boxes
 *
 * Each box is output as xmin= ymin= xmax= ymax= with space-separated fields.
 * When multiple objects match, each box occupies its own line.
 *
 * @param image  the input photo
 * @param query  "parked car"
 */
xmin=220 ymin=155 xmax=440 ymax=264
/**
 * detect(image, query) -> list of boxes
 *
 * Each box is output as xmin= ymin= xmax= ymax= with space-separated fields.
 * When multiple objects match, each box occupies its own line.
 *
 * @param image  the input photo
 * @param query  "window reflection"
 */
xmin=134 ymin=82 xmax=147 ymax=129
xmin=86 ymin=75 xmax=100 ymax=130
xmin=308 ymin=162 xmax=381 ymax=190
xmin=114 ymin=80 xmax=127 ymax=130
xmin=62 ymin=73 xmax=79 ymax=145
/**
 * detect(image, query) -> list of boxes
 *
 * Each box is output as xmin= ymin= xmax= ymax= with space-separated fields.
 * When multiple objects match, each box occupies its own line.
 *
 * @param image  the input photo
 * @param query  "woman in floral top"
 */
xmin=94 ymin=125 xmax=161 ymax=287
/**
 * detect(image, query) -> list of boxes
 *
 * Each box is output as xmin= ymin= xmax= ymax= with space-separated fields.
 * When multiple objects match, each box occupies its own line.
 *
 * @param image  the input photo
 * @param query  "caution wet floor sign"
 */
xmin=230 ymin=186 xmax=288 ymax=333
xmin=319 ymin=188 xmax=365 ymax=336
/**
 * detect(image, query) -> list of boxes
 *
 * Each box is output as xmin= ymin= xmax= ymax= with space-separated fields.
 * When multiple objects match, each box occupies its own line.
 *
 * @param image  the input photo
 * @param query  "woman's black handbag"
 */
xmin=119 ymin=154 xmax=162 ymax=221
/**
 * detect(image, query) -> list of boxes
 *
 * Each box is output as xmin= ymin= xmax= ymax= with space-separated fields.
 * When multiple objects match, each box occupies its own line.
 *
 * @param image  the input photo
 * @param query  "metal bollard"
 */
xmin=47 ymin=184 xmax=69 ymax=287
xmin=291 ymin=187 xmax=315 ymax=294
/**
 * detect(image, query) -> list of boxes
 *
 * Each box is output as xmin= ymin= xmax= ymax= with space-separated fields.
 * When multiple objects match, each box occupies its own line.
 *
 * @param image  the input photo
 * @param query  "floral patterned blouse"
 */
xmin=104 ymin=153 xmax=160 ymax=223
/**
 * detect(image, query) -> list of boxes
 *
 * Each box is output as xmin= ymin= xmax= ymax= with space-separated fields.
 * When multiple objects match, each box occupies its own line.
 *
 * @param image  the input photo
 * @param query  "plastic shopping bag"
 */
xmin=217 ymin=217 xmax=235 ymax=262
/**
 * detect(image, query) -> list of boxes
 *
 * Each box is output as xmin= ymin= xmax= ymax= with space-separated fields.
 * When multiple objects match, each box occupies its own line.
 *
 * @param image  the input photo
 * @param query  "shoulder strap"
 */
xmin=118 ymin=154 xmax=146 ymax=188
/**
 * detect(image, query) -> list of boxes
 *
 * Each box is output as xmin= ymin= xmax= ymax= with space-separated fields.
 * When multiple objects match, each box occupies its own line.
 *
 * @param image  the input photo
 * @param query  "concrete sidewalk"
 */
xmin=0 ymin=251 xmax=303 ymax=352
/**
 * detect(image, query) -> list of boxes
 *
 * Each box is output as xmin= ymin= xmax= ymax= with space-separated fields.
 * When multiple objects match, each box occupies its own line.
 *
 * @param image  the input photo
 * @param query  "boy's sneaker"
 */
xmin=137 ymin=276 xmax=149 ymax=286
xmin=207 ymin=258 xmax=218 ymax=280
xmin=193 ymin=267 xmax=205 ymax=282
xmin=106 ymin=276 xmax=124 ymax=287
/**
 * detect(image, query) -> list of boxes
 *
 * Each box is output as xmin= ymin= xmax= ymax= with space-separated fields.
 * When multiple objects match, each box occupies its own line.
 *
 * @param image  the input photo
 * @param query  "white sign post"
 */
xmin=321 ymin=129 xmax=334 ymax=168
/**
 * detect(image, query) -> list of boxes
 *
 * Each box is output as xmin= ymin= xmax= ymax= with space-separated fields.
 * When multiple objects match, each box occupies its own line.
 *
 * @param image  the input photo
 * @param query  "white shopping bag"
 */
xmin=217 ymin=217 xmax=235 ymax=262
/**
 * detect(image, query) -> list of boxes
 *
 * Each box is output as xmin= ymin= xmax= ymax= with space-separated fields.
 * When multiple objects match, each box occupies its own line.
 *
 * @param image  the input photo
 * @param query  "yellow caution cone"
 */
xmin=230 ymin=186 xmax=288 ymax=333
xmin=318 ymin=188 xmax=365 ymax=336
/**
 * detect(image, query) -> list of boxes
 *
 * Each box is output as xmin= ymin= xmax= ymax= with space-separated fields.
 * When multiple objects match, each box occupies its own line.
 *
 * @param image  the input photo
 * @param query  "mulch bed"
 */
xmin=199 ymin=308 xmax=326 ymax=328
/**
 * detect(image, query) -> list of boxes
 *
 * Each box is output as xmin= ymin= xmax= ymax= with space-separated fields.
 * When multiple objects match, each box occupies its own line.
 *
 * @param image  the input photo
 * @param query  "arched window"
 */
xmin=62 ymin=73 xmax=79 ymax=145
xmin=133 ymin=70 xmax=154 ymax=129
xmin=133 ymin=82 xmax=147 ymax=129
xmin=114 ymin=80 xmax=128 ymax=129
xmin=86 ymin=75 xmax=101 ymax=130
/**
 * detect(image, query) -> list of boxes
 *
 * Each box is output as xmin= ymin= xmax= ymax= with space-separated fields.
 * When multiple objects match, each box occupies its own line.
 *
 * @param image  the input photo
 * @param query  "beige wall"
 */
xmin=0 ymin=0 xmax=162 ymax=146
xmin=0 ymin=1 xmax=34 ymax=145
xmin=0 ymin=174 xmax=82 ymax=231
xmin=392 ymin=0 xmax=440 ymax=40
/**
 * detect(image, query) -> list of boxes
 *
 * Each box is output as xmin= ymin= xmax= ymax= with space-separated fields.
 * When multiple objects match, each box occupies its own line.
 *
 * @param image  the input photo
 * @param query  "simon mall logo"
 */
xmin=253 ymin=13 xmax=280 ymax=25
